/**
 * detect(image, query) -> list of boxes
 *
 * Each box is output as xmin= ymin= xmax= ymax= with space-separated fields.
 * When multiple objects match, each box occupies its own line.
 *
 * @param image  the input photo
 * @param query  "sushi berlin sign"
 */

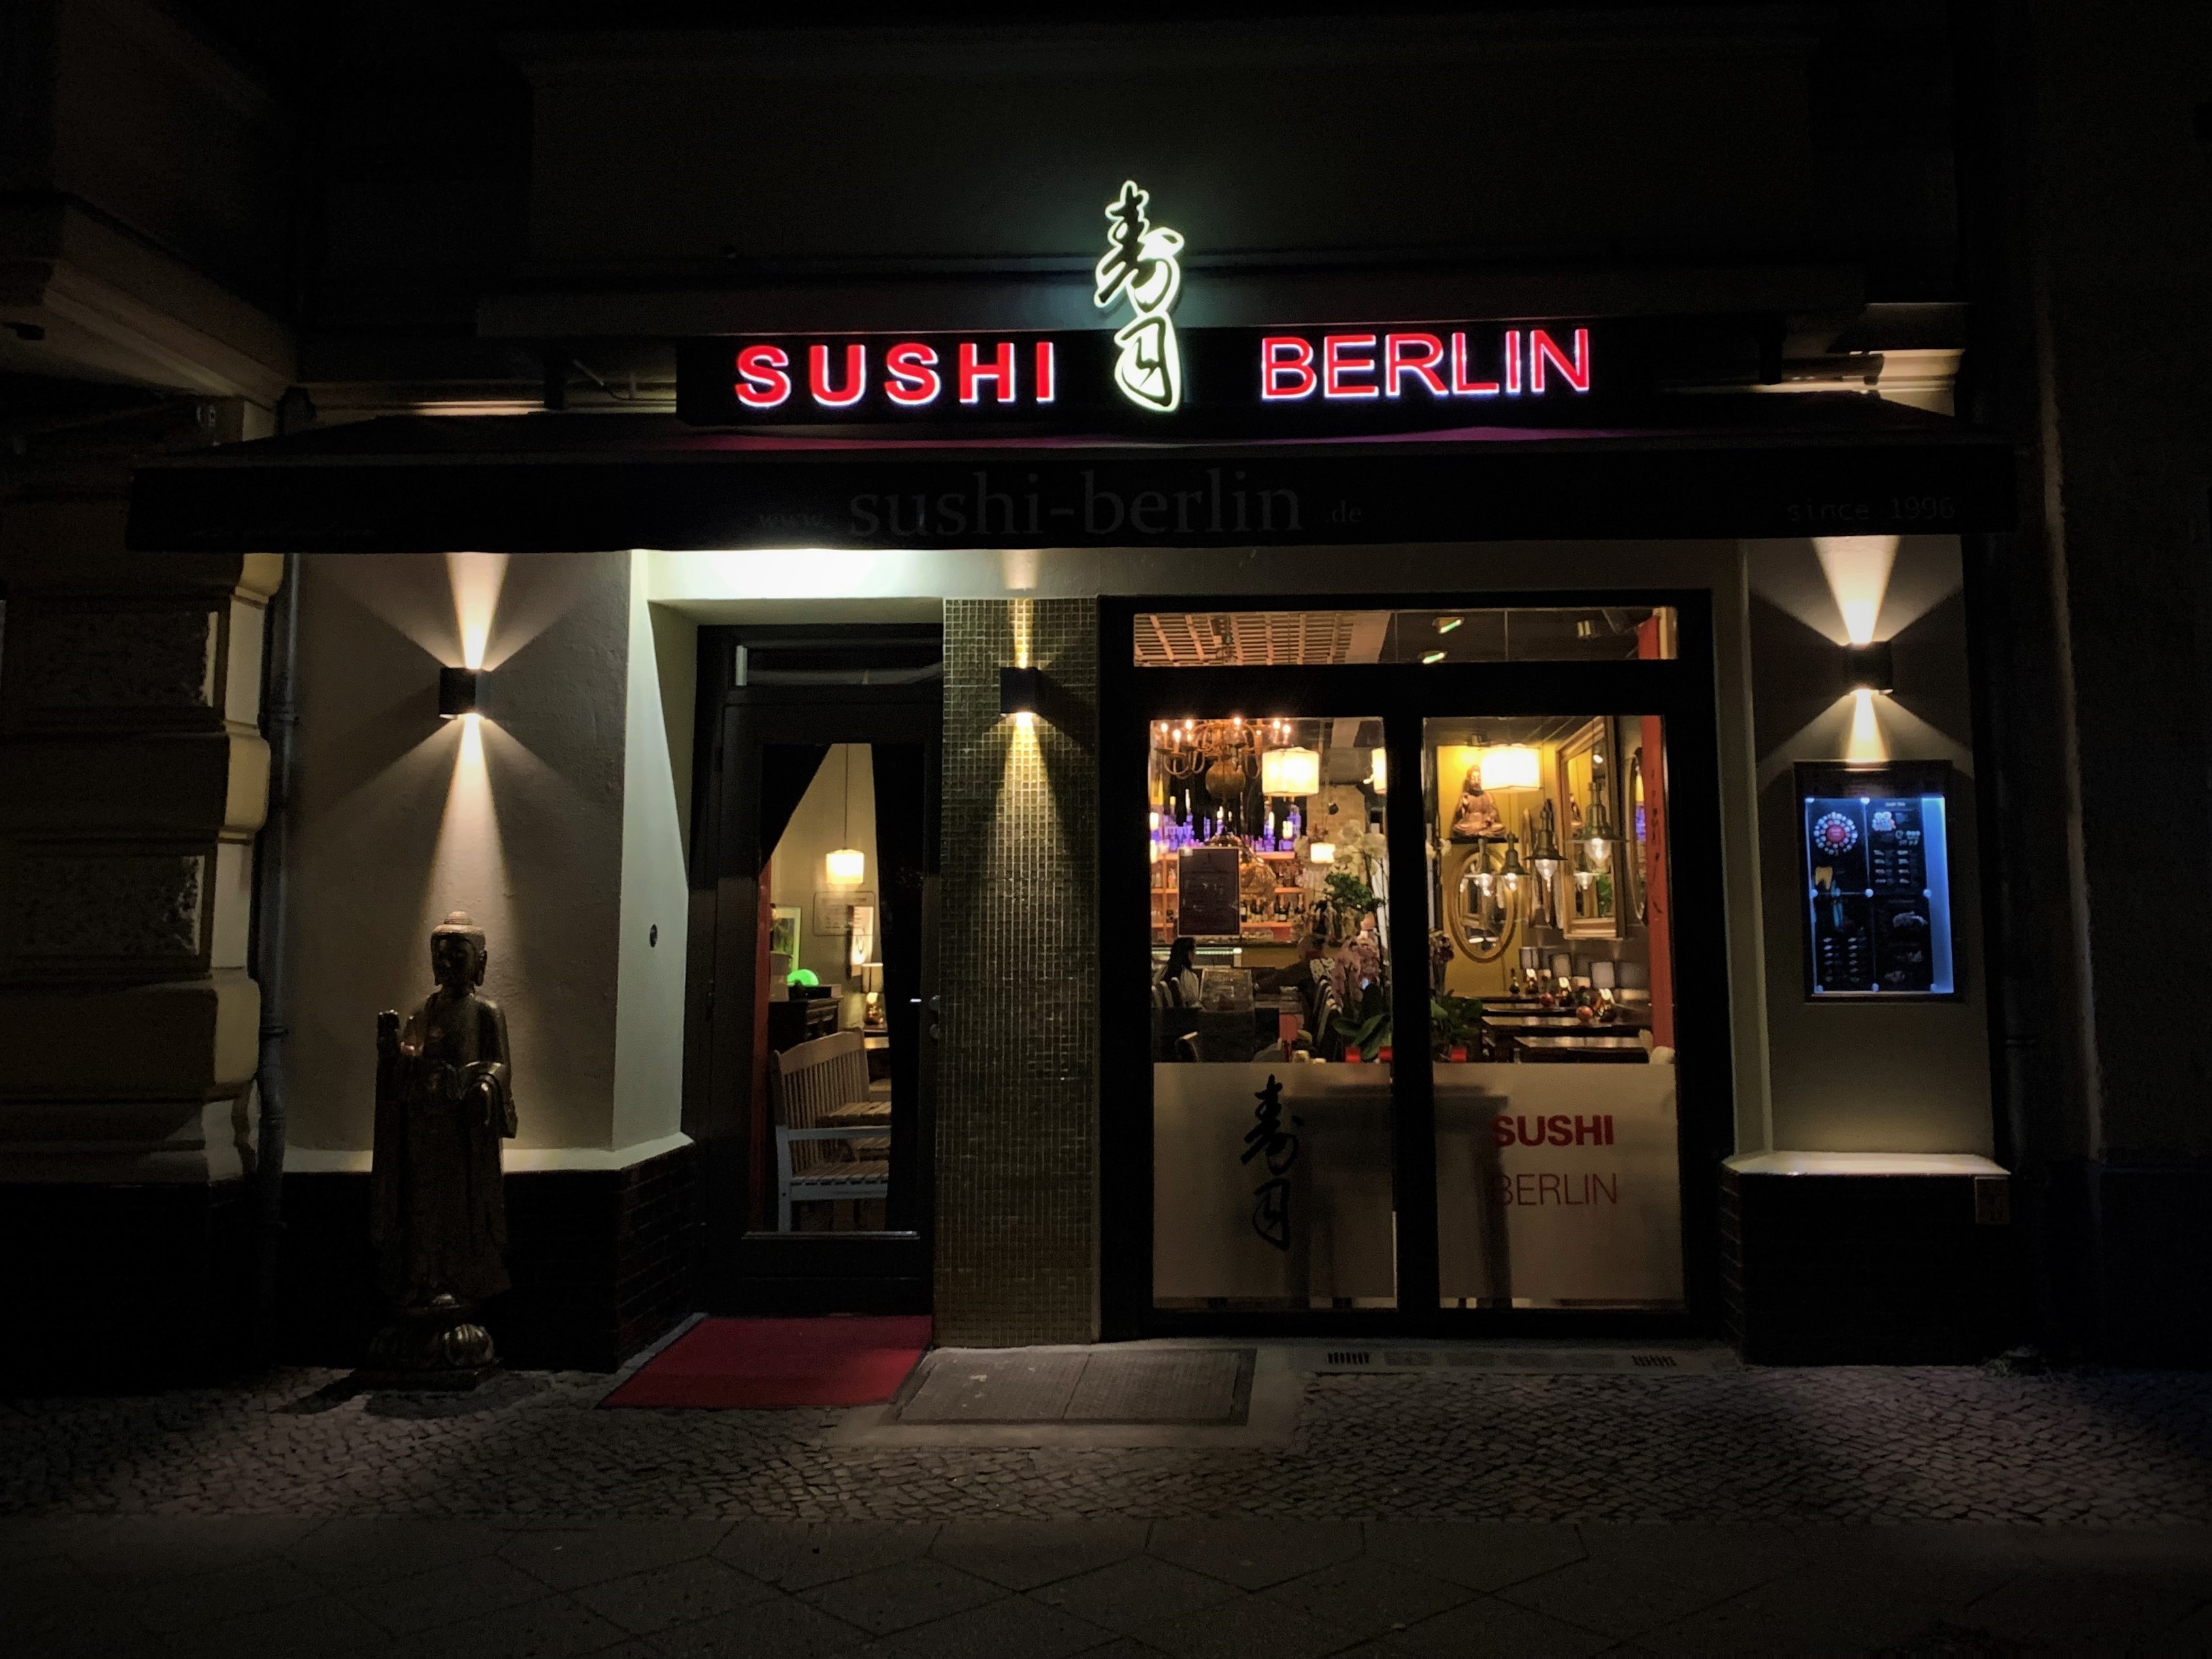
xmin=676 ymin=179 xmax=1596 ymax=436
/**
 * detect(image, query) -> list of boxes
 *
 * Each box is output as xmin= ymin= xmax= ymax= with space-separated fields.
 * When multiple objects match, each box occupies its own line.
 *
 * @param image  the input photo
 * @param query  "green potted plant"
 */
xmin=1429 ymin=992 xmax=1486 ymax=1061
xmin=1331 ymin=976 xmax=1392 ymax=1062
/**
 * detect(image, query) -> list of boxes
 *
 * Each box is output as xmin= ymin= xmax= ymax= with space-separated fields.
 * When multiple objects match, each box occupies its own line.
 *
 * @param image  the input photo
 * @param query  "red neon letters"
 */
xmin=1259 ymin=327 xmax=1591 ymax=405
xmin=733 ymin=344 xmax=791 ymax=408
xmin=808 ymin=343 xmax=866 ymax=408
xmin=883 ymin=342 xmax=940 ymax=405
xmin=728 ymin=325 xmax=1591 ymax=416
xmin=959 ymin=340 xmax=1017 ymax=404
xmin=1261 ymin=337 xmax=1317 ymax=400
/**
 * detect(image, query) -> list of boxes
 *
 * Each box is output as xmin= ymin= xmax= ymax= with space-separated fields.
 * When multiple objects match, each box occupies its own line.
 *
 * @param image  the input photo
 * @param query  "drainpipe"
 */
xmin=251 ymin=550 xmax=301 ymax=1360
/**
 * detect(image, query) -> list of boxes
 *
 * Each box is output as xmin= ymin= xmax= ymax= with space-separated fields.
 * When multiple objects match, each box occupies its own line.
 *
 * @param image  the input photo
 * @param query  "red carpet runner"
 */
xmin=600 ymin=1315 xmax=932 ymax=1409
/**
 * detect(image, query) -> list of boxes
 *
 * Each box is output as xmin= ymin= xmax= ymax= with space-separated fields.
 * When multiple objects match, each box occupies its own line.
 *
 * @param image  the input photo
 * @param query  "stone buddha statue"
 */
xmin=367 ymin=910 xmax=516 ymax=1379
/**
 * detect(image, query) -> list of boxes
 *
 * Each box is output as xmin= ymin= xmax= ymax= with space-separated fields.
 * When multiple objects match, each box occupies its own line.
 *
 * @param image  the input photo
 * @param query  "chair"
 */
xmin=767 ymin=1029 xmax=889 ymax=1231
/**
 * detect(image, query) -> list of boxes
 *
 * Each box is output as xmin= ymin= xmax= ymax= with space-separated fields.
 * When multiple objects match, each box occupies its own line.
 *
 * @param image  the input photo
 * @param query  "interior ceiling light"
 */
xmin=1480 ymin=746 xmax=1542 ymax=791
xmin=1434 ymin=616 xmax=1464 ymax=634
xmin=1260 ymin=745 xmax=1321 ymax=798
xmin=828 ymin=744 xmax=865 ymax=885
xmin=1420 ymin=649 xmax=1447 ymax=665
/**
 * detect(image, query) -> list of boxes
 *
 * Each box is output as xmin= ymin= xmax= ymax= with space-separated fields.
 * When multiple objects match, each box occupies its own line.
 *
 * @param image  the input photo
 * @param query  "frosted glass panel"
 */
xmin=1435 ymin=1065 xmax=1684 ymax=1307
xmin=1153 ymin=1063 xmax=1396 ymax=1307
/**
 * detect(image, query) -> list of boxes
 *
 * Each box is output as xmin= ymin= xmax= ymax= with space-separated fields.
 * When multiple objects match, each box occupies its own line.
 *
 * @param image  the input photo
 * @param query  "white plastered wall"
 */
xmin=1744 ymin=535 xmax=1993 ymax=1155
xmin=646 ymin=541 xmax=1774 ymax=1157
xmin=284 ymin=550 xmax=691 ymax=1172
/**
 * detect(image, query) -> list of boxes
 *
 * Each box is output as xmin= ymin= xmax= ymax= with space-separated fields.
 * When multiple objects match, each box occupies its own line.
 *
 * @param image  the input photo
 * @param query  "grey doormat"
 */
xmin=897 ymin=1347 xmax=1253 ymax=1424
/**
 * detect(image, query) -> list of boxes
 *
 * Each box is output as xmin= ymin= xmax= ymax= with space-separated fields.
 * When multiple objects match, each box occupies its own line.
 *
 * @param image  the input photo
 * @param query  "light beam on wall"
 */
xmin=1845 ymin=689 xmax=1888 ymax=761
xmin=1814 ymin=536 xmax=1899 ymax=646
xmin=448 ymin=552 xmax=510 ymax=670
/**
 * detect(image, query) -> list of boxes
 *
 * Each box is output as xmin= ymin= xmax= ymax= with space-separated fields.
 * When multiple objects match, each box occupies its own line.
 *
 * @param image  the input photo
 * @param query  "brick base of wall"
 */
xmin=0 ymin=1180 xmax=256 ymax=1387
xmin=1722 ymin=1164 xmax=2018 ymax=1364
xmin=280 ymin=1143 xmax=701 ymax=1373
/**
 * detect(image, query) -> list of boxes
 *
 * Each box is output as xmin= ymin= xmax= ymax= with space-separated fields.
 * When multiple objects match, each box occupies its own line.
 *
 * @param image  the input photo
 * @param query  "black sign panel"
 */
xmin=678 ymin=323 xmax=1623 ymax=439
xmin=1176 ymin=847 xmax=1245 ymax=939
xmin=127 ymin=423 xmax=2017 ymax=554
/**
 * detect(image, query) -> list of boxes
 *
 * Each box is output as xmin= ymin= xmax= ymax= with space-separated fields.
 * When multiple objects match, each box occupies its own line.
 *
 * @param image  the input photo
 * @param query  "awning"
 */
xmin=127 ymin=397 xmax=2013 ymax=553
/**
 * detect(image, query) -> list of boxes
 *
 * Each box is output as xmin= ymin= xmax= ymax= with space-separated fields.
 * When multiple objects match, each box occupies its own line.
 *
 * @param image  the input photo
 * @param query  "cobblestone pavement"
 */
xmin=3 ymin=1359 xmax=2209 ymax=1525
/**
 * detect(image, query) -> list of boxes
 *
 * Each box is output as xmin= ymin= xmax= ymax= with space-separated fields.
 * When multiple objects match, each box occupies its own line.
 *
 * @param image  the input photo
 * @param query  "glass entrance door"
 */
xmin=1425 ymin=711 xmax=1684 ymax=1309
xmin=1147 ymin=714 xmax=1397 ymax=1310
xmin=1104 ymin=600 xmax=1725 ymax=1336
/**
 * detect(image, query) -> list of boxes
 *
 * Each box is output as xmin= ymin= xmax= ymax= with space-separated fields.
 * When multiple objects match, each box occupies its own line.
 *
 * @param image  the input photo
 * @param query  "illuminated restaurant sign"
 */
xmin=676 ymin=323 xmax=1595 ymax=432
xmin=677 ymin=175 xmax=1606 ymax=432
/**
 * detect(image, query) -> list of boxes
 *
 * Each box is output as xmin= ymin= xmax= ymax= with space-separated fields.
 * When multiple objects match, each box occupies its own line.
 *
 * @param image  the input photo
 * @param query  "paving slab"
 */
xmin=929 ymin=1518 xmax=1151 ymax=1589
xmin=1383 ymin=1593 xmax=1617 ymax=1658
xmin=1262 ymin=1554 xmax=1476 ymax=1639
xmin=571 ymin=1556 xmax=778 ymax=1634
xmin=1495 ymin=1524 xmax=1807 ymax=1639
xmin=1128 ymin=1592 xmax=1362 ymax=1659
xmin=793 ymin=1556 xmax=1005 ymax=1634
xmin=384 ymin=1591 xmax=632 ymax=1659
xmin=503 ymin=1520 xmax=735 ymax=1590
xmin=1029 ymin=1554 xmax=1242 ymax=1635
xmin=1363 ymin=1522 xmax=1588 ymax=1592
xmin=288 ymin=1515 xmax=517 ymax=1588
xmin=882 ymin=1590 xmax=1117 ymax=1659
xmin=343 ymin=1551 xmax=552 ymax=1635
xmin=640 ymin=1592 xmax=869 ymax=1658
xmin=1149 ymin=1518 xmax=1365 ymax=1590
xmin=714 ymin=1522 xmax=938 ymax=1590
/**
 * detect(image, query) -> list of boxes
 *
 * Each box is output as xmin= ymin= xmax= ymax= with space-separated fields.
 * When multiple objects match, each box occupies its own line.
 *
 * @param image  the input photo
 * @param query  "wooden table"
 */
xmin=1511 ymin=1034 xmax=1651 ymax=1063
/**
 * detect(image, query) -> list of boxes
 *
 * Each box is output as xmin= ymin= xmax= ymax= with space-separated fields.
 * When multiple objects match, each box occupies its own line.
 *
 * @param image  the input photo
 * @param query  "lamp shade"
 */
xmin=1261 ymin=746 xmax=1320 ymax=798
xmin=1369 ymin=747 xmax=1388 ymax=795
xmin=859 ymin=962 xmax=884 ymax=994
xmin=826 ymin=847 xmax=866 ymax=885
xmin=1480 ymin=746 xmax=1541 ymax=791
xmin=1308 ymin=840 xmax=1336 ymax=864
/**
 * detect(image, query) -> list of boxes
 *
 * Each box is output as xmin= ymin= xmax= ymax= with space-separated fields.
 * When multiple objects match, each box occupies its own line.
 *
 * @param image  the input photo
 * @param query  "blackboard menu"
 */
xmin=1798 ymin=761 xmax=1956 ymax=998
xmin=1176 ymin=847 xmax=1244 ymax=938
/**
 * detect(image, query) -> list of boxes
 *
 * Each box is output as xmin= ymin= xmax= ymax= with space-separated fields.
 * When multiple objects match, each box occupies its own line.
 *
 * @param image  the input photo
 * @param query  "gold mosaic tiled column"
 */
xmin=936 ymin=598 xmax=1100 ymax=1343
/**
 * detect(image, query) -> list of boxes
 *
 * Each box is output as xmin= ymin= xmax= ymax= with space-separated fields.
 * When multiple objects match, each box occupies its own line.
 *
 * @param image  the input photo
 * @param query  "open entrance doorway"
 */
xmin=687 ymin=626 xmax=941 ymax=1314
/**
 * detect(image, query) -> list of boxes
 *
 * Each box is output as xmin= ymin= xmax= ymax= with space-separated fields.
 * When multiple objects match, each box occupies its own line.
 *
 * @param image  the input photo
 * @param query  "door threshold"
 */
xmin=827 ymin=1341 xmax=1301 ymax=1449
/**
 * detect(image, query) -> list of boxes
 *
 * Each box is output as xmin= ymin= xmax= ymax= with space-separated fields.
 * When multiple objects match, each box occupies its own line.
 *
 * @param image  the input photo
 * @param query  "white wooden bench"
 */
xmin=767 ymin=1029 xmax=889 ymax=1231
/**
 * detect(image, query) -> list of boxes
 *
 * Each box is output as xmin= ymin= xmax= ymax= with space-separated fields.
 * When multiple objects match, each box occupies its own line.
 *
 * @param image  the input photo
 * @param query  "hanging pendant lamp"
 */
xmin=827 ymin=746 xmax=865 ymax=885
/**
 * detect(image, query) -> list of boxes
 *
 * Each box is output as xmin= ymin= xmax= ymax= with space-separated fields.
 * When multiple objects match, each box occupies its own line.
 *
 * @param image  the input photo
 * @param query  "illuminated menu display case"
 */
xmin=1798 ymin=761 xmax=1957 ymax=999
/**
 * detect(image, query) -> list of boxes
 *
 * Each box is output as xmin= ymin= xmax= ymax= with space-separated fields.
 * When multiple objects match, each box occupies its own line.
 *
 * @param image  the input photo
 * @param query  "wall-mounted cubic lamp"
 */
xmin=1845 ymin=641 xmax=1895 ymax=695
xmin=999 ymin=665 xmax=1042 ymax=725
xmin=439 ymin=666 xmax=483 ymax=720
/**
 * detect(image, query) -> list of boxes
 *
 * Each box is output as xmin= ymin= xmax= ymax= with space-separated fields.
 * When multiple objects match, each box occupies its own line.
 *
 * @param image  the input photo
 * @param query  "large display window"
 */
xmin=1101 ymin=597 xmax=1733 ymax=1336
